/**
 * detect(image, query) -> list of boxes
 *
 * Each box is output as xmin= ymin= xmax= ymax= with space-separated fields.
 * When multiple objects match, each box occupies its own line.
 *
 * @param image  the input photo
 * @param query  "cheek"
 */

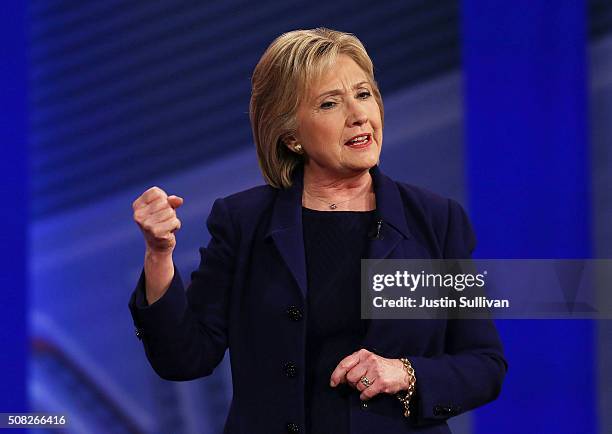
xmin=312 ymin=118 xmax=344 ymax=144
xmin=300 ymin=122 xmax=341 ymax=156
xmin=373 ymin=107 xmax=383 ymax=128
xmin=365 ymin=102 xmax=382 ymax=129
xmin=371 ymin=110 xmax=383 ymax=137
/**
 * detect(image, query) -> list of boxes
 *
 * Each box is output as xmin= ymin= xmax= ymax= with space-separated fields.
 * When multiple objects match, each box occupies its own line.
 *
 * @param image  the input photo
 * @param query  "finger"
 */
xmin=163 ymin=217 xmax=181 ymax=233
xmin=145 ymin=213 xmax=178 ymax=233
xmin=170 ymin=218 xmax=182 ymax=232
xmin=141 ymin=209 xmax=174 ymax=229
xmin=330 ymin=352 xmax=361 ymax=387
xmin=143 ymin=197 xmax=172 ymax=215
xmin=360 ymin=381 xmax=382 ymax=401
xmin=138 ymin=208 xmax=173 ymax=229
xmin=346 ymin=364 xmax=369 ymax=388
xmin=142 ymin=186 xmax=168 ymax=204
xmin=134 ymin=200 xmax=166 ymax=225
xmin=147 ymin=218 xmax=180 ymax=238
xmin=167 ymin=195 xmax=184 ymax=209
xmin=148 ymin=207 xmax=176 ymax=223
xmin=133 ymin=187 xmax=167 ymax=210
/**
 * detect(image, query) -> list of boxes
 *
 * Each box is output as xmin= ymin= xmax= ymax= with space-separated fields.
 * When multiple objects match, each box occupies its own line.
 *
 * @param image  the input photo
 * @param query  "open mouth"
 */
xmin=344 ymin=133 xmax=372 ymax=148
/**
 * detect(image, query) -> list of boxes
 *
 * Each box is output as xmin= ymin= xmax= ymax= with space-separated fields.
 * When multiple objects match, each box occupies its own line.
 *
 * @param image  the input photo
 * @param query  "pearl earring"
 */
xmin=293 ymin=144 xmax=303 ymax=153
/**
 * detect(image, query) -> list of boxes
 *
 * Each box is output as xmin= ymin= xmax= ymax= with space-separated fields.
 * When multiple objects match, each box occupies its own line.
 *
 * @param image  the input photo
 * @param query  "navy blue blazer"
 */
xmin=129 ymin=165 xmax=507 ymax=434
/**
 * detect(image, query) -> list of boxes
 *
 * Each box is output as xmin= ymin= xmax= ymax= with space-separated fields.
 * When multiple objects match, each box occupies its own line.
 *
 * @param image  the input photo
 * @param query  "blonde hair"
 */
xmin=250 ymin=28 xmax=384 ymax=188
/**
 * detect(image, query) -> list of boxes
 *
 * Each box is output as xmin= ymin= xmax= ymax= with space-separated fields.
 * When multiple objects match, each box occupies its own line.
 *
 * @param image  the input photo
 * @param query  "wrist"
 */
xmin=145 ymin=247 xmax=174 ymax=262
xmin=395 ymin=359 xmax=411 ymax=390
xmin=143 ymin=249 xmax=175 ymax=304
xmin=396 ymin=358 xmax=417 ymax=418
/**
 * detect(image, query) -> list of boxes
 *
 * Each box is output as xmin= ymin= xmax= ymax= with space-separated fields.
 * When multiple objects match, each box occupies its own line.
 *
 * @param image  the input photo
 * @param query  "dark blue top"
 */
xmin=128 ymin=165 xmax=507 ymax=434
xmin=302 ymin=207 xmax=375 ymax=434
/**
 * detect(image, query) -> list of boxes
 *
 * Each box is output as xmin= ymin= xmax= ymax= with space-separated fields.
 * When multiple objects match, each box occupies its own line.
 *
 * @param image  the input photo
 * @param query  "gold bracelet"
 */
xmin=396 ymin=358 xmax=416 ymax=417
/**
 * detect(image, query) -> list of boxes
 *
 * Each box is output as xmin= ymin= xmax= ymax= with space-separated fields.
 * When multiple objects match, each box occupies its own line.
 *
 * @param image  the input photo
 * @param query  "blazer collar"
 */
xmin=264 ymin=166 xmax=307 ymax=297
xmin=266 ymin=165 xmax=411 ymax=235
xmin=265 ymin=165 xmax=412 ymax=298
xmin=369 ymin=165 xmax=412 ymax=240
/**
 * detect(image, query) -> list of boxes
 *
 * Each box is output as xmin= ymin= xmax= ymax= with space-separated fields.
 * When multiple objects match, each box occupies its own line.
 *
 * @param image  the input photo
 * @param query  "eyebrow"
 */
xmin=315 ymin=81 xmax=371 ymax=99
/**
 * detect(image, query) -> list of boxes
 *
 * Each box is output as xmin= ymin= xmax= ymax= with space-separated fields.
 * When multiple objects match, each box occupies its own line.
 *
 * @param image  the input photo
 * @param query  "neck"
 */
xmin=302 ymin=167 xmax=376 ymax=211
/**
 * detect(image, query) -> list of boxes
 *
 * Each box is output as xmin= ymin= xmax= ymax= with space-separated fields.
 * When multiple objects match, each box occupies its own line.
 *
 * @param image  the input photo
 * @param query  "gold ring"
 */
xmin=360 ymin=375 xmax=374 ymax=388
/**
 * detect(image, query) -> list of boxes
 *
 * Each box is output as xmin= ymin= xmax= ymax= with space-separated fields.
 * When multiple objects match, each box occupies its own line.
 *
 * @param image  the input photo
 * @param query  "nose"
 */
xmin=346 ymin=100 xmax=368 ymax=127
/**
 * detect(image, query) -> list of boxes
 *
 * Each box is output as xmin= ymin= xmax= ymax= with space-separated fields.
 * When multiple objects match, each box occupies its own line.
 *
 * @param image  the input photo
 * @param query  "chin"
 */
xmin=347 ymin=157 xmax=379 ymax=173
xmin=338 ymin=145 xmax=381 ymax=173
xmin=360 ymin=150 xmax=381 ymax=168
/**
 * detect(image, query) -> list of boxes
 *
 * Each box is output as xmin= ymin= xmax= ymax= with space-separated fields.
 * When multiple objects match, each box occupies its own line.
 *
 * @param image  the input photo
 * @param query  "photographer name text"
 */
xmin=372 ymin=295 xmax=509 ymax=309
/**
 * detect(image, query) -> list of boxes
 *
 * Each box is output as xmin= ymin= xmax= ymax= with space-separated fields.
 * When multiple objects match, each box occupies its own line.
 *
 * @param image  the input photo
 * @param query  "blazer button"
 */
xmin=286 ymin=306 xmax=303 ymax=321
xmin=286 ymin=422 xmax=300 ymax=433
xmin=433 ymin=405 xmax=451 ymax=416
xmin=361 ymin=401 xmax=368 ymax=410
xmin=284 ymin=362 xmax=298 ymax=378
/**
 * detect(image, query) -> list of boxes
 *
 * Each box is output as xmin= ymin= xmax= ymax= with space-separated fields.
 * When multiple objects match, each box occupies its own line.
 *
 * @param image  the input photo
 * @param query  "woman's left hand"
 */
xmin=330 ymin=348 xmax=409 ymax=400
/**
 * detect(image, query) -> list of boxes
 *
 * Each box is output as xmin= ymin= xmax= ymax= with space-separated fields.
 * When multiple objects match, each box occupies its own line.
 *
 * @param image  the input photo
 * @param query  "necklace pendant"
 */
xmin=329 ymin=203 xmax=337 ymax=210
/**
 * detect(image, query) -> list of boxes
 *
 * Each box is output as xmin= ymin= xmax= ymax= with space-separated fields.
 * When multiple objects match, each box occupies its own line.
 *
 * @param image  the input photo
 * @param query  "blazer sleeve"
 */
xmin=128 ymin=198 xmax=236 ymax=381
xmin=408 ymin=199 xmax=508 ymax=423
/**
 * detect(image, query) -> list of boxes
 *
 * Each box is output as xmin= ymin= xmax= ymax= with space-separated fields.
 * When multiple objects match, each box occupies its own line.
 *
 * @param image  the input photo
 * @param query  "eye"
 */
xmin=357 ymin=90 xmax=372 ymax=99
xmin=320 ymin=101 xmax=337 ymax=110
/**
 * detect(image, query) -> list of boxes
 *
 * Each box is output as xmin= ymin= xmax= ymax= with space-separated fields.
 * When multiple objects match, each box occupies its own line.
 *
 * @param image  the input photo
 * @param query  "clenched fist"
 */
xmin=132 ymin=186 xmax=184 ymax=255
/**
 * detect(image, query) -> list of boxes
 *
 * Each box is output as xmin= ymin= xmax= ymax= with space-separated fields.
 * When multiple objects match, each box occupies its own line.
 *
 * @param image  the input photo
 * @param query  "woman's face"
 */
xmin=293 ymin=54 xmax=383 ymax=180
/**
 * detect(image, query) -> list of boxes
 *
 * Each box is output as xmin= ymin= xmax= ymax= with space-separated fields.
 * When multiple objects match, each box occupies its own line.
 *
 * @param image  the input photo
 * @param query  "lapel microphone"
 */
xmin=369 ymin=218 xmax=384 ymax=240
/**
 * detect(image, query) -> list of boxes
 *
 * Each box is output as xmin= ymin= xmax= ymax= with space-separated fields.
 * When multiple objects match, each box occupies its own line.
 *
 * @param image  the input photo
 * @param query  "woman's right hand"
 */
xmin=133 ymin=187 xmax=184 ymax=303
xmin=132 ymin=186 xmax=184 ymax=254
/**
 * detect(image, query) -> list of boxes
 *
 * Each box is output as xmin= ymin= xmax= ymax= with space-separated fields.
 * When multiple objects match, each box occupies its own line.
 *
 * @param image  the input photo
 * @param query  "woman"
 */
xmin=129 ymin=28 xmax=506 ymax=434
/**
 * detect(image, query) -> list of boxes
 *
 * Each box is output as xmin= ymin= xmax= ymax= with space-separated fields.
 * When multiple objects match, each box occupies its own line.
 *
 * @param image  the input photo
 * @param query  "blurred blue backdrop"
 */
xmin=2 ymin=0 xmax=611 ymax=433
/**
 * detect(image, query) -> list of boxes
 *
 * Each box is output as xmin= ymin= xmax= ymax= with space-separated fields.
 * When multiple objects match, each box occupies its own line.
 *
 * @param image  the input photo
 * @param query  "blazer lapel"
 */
xmin=362 ymin=167 xmax=430 ymax=355
xmin=265 ymin=168 xmax=308 ymax=299
xmin=367 ymin=165 xmax=412 ymax=260
xmin=263 ymin=165 xmax=412 ymax=300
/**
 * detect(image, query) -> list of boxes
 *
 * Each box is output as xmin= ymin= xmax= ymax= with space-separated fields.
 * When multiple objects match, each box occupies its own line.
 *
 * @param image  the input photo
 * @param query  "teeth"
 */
xmin=349 ymin=135 xmax=369 ymax=144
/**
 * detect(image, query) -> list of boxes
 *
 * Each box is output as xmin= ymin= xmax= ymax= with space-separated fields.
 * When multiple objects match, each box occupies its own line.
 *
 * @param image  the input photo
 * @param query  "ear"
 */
xmin=283 ymin=133 xmax=299 ymax=149
xmin=283 ymin=134 xmax=304 ymax=154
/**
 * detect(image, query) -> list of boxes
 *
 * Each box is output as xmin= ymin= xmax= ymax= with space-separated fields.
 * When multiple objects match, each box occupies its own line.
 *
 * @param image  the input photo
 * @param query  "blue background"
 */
xmin=2 ymin=1 xmax=612 ymax=433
